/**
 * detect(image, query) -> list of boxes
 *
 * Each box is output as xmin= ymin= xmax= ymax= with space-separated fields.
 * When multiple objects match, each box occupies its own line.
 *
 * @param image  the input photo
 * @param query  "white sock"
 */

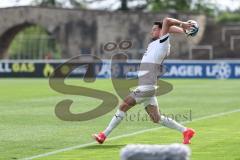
xmin=159 ymin=115 xmax=187 ymax=133
xmin=103 ymin=109 xmax=125 ymax=137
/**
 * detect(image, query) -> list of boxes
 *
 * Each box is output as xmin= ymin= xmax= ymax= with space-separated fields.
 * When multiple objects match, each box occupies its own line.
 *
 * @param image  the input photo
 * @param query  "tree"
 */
xmin=191 ymin=0 xmax=217 ymax=16
xmin=33 ymin=0 xmax=85 ymax=8
xmin=120 ymin=0 xmax=128 ymax=11
xmin=150 ymin=0 xmax=191 ymax=12
xmin=149 ymin=0 xmax=216 ymax=15
xmin=34 ymin=0 xmax=61 ymax=7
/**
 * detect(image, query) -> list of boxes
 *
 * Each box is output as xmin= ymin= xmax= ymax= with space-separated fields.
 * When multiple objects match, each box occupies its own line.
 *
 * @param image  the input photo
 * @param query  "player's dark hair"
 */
xmin=154 ymin=21 xmax=163 ymax=28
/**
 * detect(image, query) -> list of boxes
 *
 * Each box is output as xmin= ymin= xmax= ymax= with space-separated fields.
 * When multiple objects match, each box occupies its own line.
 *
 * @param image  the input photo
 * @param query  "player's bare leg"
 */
xmin=93 ymin=95 xmax=136 ymax=144
xmin=145 ymin=105 xmax=195 ymax=144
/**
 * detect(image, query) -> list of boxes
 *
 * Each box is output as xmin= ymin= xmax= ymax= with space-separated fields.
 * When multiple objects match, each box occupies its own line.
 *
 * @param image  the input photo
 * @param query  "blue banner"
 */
xmin=0 ymin=60 xmax=240 ymax=79
xmin=163 ymin=62 xmax=240 ymax=79
xmin=97 ymin=61 xmax=240 ymax=79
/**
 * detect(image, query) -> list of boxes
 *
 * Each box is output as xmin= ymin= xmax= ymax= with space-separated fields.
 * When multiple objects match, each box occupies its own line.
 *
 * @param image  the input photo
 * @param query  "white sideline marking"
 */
xmin=20 ymin=109 xmax=240 ymax=160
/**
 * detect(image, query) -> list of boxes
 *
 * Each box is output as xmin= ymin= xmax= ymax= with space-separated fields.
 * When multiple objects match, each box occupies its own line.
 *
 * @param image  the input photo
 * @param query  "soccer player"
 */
xmin=93 ymin=17 xmax=196 ymax=144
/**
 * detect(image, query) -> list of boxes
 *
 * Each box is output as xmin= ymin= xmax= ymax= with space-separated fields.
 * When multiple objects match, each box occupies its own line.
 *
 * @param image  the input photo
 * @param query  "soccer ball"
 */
xmin=185 ymin=20 xmax=199 ymax=37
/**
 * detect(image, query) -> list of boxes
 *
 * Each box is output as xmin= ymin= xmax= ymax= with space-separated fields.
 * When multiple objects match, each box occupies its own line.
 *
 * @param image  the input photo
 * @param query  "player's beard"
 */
xmin=150 ymin=37 xmax=158 ymax=42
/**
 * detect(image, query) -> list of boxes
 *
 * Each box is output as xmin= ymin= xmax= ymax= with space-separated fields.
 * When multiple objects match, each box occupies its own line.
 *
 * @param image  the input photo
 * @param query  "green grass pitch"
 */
xmin=0 ymin=79 xmax=239 ymax=160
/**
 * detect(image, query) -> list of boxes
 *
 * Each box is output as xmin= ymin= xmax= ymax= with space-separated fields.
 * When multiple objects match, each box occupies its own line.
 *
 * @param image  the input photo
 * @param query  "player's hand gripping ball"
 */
xmin=185 ymin=20 xmax=199 ymax=37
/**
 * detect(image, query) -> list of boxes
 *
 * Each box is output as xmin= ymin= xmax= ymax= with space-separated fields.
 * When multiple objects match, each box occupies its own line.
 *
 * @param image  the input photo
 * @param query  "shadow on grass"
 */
xmin=81 ymin=144 xmax=126 ymax=150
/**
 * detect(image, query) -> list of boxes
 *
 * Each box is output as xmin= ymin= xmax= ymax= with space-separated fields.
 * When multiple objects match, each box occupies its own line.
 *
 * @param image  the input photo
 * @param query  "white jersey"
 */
xmin=131 ymin=34 xmax=171 ymax=106
xmin=141 ymin=33 xmax=170 ymax=64
xmin=138 ymin=34 xmax=170 ymax=86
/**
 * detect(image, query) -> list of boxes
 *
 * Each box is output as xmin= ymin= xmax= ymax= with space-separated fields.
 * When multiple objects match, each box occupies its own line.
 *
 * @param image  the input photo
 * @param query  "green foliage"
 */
xmin=191 ymin=1 xmax=217 ymax=17
xmin=8 ymin=26 xmax=61 ymax=59
xmin=34 ymin=0 xmax=61 ymax=7
xmin=151 ymin=0 xmax=191 ymax=12
xmin=149 ymin=0 xmax=216 ymax=16
xmin=33 ymin=0 xmax=85 ymax=9
xmin=120 ymin=0 xmax=128 ymax=10
xmin=217 ymin=12 xmax=240 ymax=23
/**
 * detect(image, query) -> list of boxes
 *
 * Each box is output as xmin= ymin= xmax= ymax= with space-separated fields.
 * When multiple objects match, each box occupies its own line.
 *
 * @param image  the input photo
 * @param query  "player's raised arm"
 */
xmin=169 ymin=26 xmax=185 ymax=34
xmin=160 ymin=17 xmax=192 ymax=36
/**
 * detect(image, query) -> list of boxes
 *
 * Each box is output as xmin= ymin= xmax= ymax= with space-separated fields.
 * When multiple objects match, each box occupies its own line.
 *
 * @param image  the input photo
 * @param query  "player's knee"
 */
xmin=125 ymin=96 xmax=136 ymax=106
xmin=119 ymin=103 xmax=127 ymax=112
xmin=151 ymin=114 xmax=160 ymax=123
xmin=119 ymin=96 xmax=136 ymax=112
xmin=119 ymin=101 xmax=131 ymax=112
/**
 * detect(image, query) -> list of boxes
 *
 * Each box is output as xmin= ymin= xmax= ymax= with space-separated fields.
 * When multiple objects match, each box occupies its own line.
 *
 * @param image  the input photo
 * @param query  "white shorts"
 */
xmin=130 ymin=85 xmax=158 ymax=107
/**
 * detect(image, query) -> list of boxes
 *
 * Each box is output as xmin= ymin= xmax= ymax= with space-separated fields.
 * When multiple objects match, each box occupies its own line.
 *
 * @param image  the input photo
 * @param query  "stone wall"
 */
xmin=0 ymin=6 xmax=213 ymax=59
